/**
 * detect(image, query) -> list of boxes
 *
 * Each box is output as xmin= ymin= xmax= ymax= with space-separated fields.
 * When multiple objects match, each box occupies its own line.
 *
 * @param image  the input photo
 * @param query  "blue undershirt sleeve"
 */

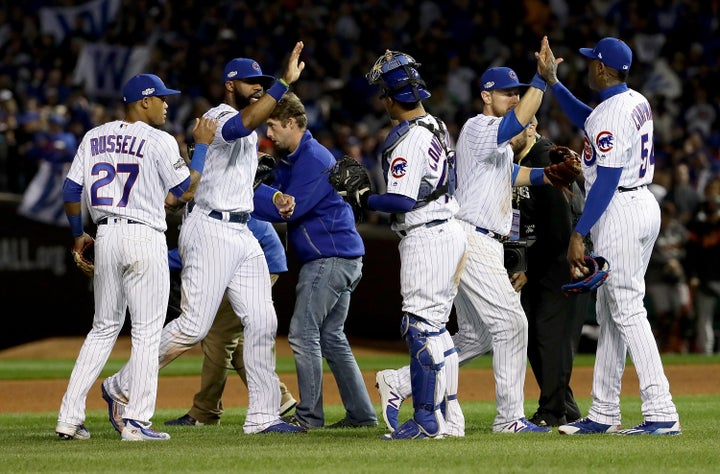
xmin=62 ymin=178 xmax=82 ymax=202
xmin=574 ymin=166 xmax=622 ymax=236
xmin=367 ymin=193 xmax=416 ymax=213
xmin=550 ymin=82 xmax=593 ymax=130
xmin=497 ymin=109 xmax=524 ymax=145
xmin=170 ymin=176 xmax=191 ymax=198
xmin=222 ymin=114 xmax=251 ymax=140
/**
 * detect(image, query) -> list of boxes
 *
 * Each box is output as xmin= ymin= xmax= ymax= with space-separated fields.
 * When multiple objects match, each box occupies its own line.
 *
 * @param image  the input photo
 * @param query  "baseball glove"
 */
xmin=545 ymin=145 xmax=582 ymax=189
xmin=327 ymin=155 xmax=372 ymax=222
xmin=72 ymin=239 xmax=95 ymax=277
xmin=561 ymin=255 xmax=610 ymax=295
xmin=254 ymin=153 xmax=277 ymax=190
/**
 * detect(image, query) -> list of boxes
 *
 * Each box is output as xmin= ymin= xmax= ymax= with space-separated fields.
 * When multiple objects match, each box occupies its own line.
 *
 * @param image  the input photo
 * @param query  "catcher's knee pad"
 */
xmin=401 ymin=313 xmax=445 ymax=436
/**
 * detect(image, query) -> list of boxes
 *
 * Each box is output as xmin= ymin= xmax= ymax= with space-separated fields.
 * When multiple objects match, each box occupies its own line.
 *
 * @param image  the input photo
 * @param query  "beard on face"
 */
xmin=233 ymin=88 xmax=264 ymax=109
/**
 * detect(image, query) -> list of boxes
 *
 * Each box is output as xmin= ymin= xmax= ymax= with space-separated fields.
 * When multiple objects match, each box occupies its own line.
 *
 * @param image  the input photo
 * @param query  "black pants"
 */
xmin=522 ymin=273 xmax=589 ymax=423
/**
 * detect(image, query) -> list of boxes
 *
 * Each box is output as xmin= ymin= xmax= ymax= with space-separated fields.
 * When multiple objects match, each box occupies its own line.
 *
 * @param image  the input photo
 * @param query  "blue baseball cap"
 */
xmin=223 ymin=58 xmax=275 ymax=88
xmin=122 ymin=74 xmax=180 ymax=103
xmin=579 ymin=37 xmax=632 ymax=72
xmin=480 ymin=67 xmax=529 ymax=91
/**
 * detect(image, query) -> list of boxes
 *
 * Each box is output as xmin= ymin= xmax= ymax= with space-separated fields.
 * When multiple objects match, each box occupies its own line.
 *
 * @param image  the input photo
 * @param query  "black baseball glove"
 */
xmin=561 ymin=255 xmax=610 ymax=295
xmin=326 ymin=155 xmax=372 ymax=222
xmin=254 ymin=153 xmax=278 ymax=190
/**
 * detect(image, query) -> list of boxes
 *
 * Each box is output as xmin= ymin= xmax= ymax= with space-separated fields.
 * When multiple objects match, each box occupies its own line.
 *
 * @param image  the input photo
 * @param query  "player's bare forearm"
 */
xmin=514 ymin=87 xmax=544 ymax=126
xmin=179 ymin=169 xmax=202 ymax=203
xmin=567 ymin=231 xmax=587 ymax=276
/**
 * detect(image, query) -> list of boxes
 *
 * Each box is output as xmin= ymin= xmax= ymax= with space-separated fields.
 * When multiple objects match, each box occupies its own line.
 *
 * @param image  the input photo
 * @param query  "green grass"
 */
xmin=0 ymin=398 xmax=718 ymax=473
xmin=1 ymin=354 xmax=719 ymax=473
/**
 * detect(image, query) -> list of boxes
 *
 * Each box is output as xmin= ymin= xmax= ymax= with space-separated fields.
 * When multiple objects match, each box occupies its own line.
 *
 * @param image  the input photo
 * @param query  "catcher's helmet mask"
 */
xmin=367 ymin=50 xmax=431 ymax=103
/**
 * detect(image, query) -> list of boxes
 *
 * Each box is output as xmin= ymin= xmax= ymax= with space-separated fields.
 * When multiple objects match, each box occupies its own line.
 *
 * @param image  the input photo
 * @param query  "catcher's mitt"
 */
xmin=561 ymin=255 xmax=610 ymax=295
xmin=545 ymin=145 xmax=582 ymax=189
xmin=254 ymin=153 xmax=277 ymax=190
xmin=72 ymin=239 xmax=95 ymax=277
xmin=327 ymin=155 xmax=372 ymax=222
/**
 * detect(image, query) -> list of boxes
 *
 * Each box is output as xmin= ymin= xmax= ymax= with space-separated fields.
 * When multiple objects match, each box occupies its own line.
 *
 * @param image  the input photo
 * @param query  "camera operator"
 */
xmin=508 ymin=116 xmax=589 ymax=427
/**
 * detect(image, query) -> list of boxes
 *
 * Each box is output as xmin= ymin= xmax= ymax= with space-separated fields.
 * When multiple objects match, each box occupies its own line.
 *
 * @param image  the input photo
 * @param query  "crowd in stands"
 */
xmin=0 ymin=0 xmax=718 ymax=352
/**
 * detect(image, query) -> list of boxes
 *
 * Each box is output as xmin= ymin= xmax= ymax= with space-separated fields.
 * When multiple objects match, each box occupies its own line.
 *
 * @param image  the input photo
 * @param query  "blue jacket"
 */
xmin=253 ymin=130 xmax=364 ymax=264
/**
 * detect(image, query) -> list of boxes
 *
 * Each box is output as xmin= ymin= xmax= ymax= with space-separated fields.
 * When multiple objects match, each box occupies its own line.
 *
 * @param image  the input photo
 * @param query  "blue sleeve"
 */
xmin=574 ymin=166 xmax=622 ymax=236
xmin=248 ymin=218 xmax=288 ymax=273
xmin=511 ymin=164 xmax=521 ymax=185
xmin=169 ymin=176 xmax=191 ymax=198
xmin=62 ymin=178 xmax=82 ymax=202
xmin=168 ymin=248 xmax=183 ymax=271
xmin=497 ymin=109 xmax=524 ymax=145
xmin=252 ymin=183 xmax=283 ymax=222
xmin=550 ymin=82 xmax=593 ymax=130
xmin=221 ymin=114 xmax=251 ymax=140
xmin=367 ymin=193 xmax=416 ymax=213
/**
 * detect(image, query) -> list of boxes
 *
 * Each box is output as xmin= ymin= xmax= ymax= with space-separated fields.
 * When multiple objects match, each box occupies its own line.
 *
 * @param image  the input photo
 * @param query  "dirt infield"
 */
xmin=1 ymin=337 xmax=719 ymax=413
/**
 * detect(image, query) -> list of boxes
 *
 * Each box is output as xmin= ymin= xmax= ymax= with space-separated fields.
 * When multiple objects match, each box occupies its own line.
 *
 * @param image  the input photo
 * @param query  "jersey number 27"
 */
xmin=90 ymin=162 xmax=139 ymax=207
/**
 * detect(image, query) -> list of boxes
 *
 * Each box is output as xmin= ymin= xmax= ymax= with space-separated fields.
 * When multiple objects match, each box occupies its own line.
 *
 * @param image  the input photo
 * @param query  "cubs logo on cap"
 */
xmin=480 ymin=67 xmax=529 ymax=91
xmin=223 ymin=58 xmax=275 ymax=88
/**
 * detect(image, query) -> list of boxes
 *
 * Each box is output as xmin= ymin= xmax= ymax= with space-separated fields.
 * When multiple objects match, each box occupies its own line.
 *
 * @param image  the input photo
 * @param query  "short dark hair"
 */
xmin=269 ymin=92 xmax=307 ymax=129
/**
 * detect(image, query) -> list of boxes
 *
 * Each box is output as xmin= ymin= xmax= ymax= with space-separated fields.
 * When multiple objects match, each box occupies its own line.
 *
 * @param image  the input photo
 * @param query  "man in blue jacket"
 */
xmin=253 ymin=92 xmax=377 ymax=429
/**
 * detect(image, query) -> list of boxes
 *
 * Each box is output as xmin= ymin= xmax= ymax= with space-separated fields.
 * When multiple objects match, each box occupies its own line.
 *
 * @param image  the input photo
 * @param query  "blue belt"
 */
xmin=397 ymin=219 xmax=448 ymax=237
xmin=475 ymin=227 xmax=509 ymax=243
xmin=618 ymin=185 xmax=647 ymax=193
xmin=189 ymin=201 xmax=249 ymax=224
xmin=97 ymin=217 xmax=140 ymax=225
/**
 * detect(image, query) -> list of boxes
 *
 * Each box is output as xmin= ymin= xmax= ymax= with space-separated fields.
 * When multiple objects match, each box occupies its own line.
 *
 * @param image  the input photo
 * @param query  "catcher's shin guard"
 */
xmin=401 ymin=313 xmax=445 ymax=437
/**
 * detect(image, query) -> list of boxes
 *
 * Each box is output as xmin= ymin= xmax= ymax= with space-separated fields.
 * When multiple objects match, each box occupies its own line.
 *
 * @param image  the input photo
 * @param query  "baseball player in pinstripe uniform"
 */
xmin=101 ymin=42 xmax=307 ymax=435
xmin=56 ymin=74 xmax=218 ymax=441
xmin=365 ymin=51 xmax=467 ymax=440
xmin=163 ymin=216 xmax=297 ymax=426
xmin=377 ymin=38 xmax=561 ymax=435
xmin=537 ymin=37 xmax=681 ymax=435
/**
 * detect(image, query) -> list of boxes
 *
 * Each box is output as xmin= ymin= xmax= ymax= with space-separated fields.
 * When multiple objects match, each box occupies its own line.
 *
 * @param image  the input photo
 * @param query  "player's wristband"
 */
xmin=272 ymin=191 xmax=282 ymax=205
xmin=67 ymin=214 xmax=83 ymax=238
xmin=530 ymin=167 xmax=545 ymax=186
xmin=530 ymin=73 xmax=547 ymax=92
xmin=266 ymin=80 xmax=289 ymax=102
xmin=188 ymin=143 xmax=208 ymax=173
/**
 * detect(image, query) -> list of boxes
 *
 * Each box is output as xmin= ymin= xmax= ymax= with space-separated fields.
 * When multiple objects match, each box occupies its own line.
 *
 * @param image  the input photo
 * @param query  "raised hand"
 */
xmin=535 ymin=36 xmax=563 ymax=86
xmin=282 ymin=41 xmax=306 ymax=86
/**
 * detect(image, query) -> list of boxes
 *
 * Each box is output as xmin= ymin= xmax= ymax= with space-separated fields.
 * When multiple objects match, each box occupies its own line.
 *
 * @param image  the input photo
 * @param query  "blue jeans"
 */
xmin=288 ymin=257 xmax=377 ymax=427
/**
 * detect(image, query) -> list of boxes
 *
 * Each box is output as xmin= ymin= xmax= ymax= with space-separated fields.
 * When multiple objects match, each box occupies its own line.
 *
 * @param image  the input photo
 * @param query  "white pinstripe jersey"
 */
xmin=193 ymin=103 xmax=258 ymax=213
xmin=581 ymin=88 xmax=655 ymax=193
xmin=384 ymin=114 xmax=459 ymax=232
xmin=455 ymin=114 xmax=514 ymax=235
xmin=66 ymin=120 xmax=189 ymax=231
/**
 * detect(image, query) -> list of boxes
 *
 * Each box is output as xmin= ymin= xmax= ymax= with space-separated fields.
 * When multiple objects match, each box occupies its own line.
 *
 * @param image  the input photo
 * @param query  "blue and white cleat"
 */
xmin=558 ymin=417 xmax=620 ymax=435
xmin=101 ymin=382 xmax=126 ymax=433
xmin=121 ymin=419 xmax=170 ymax=441
xmin=616 ymin=420 xmax=681 ymax=436
xmin=494 ymin=417 xmax=552 ymax=433
xmin=376 ymin=369 xmax=403 ymax=432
